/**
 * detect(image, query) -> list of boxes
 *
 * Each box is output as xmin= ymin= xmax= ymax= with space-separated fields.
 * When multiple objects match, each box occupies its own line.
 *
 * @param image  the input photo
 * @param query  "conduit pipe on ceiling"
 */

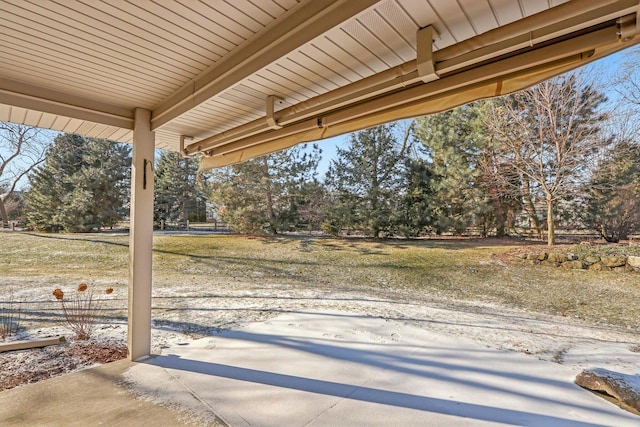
xmin=211 ymin=24 xmax=618 ymax=158
xmin=185 ymin=0 xmax=639 ymax=157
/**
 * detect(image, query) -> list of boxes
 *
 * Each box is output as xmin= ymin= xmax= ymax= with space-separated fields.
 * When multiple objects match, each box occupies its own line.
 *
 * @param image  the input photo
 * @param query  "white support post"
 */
xmin=128 ymin=108 xmax=155 ymax=361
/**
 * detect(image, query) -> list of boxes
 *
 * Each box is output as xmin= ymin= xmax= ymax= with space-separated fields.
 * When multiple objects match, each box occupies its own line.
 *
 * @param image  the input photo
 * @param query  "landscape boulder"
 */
xmin=601 ymin=255 xmax=627 ymax=268
xmin=589 ymin=262 xmax=610 ymax=272
xmin=547 ymin=253 xmax=568 ymax=263
xmin=575 ymin=368 xmax=640 ymax=412
xmin=583 ymin=256 xmax=600 ymax=266
xmin=627 ymin=256 xmax=640 ymax=270
xmin=540 ymin=260 xmax=560 ymax=268
xmin=562 ymin=260 xmax=585 ymax=270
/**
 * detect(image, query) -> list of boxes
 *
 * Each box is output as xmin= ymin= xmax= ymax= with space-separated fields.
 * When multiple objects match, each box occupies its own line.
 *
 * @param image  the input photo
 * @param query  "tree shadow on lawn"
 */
xmin=22 ymin=231 xmax=542 ymax=261
xmin=23 ymin=232 xmax=130 ymax=249
xmin=144 ymin=321 xmax=618 ymax=426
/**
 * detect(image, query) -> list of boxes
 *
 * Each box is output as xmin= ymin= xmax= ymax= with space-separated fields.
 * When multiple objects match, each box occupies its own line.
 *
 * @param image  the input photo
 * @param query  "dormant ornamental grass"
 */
xmin=52 ymin=283 xmax=114 ymax=340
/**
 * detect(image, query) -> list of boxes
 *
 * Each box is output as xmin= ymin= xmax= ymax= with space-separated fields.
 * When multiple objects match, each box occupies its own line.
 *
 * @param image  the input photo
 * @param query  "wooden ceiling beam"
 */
xmin=0 ymin=77 xmax=134 ymax=130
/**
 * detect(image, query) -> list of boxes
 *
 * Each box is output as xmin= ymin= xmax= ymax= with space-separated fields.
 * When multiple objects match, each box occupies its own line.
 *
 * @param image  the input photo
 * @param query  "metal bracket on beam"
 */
xmin=266 ymin=95 xmax=284 ymax=129
xmin=618 ymin=9 xmax=639 ymax=41
xmin=417 ymin=25 xmax=440 ymax=83
xmin=180 ymin=135 xmax=194 ymax=157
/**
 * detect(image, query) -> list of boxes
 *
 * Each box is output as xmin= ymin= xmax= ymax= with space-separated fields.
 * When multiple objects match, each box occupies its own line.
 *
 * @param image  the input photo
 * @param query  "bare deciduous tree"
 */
xmin=484 ymin=73 xmax=607 ymax=245
xmin=615 ymin=46 xmax=640 ymax=109
xmin=0 ymin=123 xmax=49 ymax=227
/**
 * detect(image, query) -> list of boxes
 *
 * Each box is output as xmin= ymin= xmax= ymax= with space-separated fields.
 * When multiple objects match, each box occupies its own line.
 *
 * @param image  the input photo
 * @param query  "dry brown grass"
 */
xmin=2 ymin=232 xmax=639 ymax=329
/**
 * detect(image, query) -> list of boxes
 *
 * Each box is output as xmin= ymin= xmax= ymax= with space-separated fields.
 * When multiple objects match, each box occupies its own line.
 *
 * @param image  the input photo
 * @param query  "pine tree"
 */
xmin=324 ymin=123 xmax=412 ymax=237
xmin=25 ymin=134 xmax=130 ymax=232
xmin=585 ymin=140 xmax=640 ymax=242
xmin=154 ymin=151 xmax=208 ymax=225
xmin=394 ymin=156 xmax=436 ymax=237
xmin=415 ymin=104 xmax=487 ymax=235
xmin=209 ymin=144 xmax=321 ymax=234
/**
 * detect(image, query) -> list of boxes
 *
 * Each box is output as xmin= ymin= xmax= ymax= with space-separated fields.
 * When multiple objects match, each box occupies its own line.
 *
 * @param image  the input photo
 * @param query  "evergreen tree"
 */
xmin=324 ymin=123 xmax=412 ymax=237
xmin=154 ymin=151 xmax=208 ymax=225
xmin=585 ymin=140 xmax=640 ymax=242
xmin=415 ymin=104 xmax=486 ymax=235
xmin=394 ymin=156 xmax=436 ymax=237
xmin=25 ymin=134 xmax=130 ymax=232
xmin=209 ymin=144 xmax=321 ymax=234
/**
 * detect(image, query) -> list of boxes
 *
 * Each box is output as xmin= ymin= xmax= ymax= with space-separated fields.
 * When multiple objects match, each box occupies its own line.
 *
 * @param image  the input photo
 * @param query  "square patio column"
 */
xmin=128 ymin=108 xmax=155 ymax=361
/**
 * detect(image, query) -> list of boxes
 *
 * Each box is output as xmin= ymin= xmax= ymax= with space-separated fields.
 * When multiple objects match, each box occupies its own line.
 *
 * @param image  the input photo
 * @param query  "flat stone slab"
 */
xmin=575 ymin=368 xmax=640 ymax=412
xmin=0 ymin=336 xmax=66 ymax=353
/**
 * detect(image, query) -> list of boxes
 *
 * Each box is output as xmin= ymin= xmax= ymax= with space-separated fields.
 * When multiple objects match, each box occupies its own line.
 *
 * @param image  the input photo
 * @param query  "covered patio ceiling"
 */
xmin=1 ymin=0 xmax=639 ymax=168
xmin=2 ymin=0 xmax=639 ymax=361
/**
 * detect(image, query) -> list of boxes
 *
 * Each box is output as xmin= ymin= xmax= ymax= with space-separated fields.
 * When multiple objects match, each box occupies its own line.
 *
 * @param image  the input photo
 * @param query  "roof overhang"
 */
xmin=1 ymin=0 xmax=639 ymax=168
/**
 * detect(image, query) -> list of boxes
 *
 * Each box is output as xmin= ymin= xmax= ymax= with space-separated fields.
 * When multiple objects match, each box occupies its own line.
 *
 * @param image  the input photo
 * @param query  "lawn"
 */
xmin=2 ymin=232 xmax=639 ymax=331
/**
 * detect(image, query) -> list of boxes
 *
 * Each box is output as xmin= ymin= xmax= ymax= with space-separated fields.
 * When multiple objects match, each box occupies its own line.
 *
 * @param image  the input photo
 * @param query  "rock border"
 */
xmin=520 ymin=252 xmax=640 ymax=273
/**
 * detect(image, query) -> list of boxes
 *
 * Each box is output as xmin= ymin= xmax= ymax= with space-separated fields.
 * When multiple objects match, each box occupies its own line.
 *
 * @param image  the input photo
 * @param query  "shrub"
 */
xmin=0 ymin=294 xmax=22 ymax=341
xmin=52 ymin=283 xmax=113 ymax=340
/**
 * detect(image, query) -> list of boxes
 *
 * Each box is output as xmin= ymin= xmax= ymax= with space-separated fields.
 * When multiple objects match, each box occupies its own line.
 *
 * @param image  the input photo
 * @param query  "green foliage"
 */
xmin=154 ymin=151 xmax=208 ymax=224
xmin=415 ymin=103 xmax=487 ymax=234
xmin=209 ymin=144 xmax=321 ymax=234
xmin=324 ymin=124 xmax=413 ymax=237
xmin=585 ymin=141 xmax=640 ymax=242
xmin=25 ymin=133 xmax=130 ymax=232
xmin=393 ymin=157 xmax=436 ymax=237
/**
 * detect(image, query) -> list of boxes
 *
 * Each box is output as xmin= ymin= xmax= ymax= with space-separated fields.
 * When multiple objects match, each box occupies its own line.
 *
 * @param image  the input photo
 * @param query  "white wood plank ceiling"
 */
xmin=1 ymin=0 xmax=638 ymax=155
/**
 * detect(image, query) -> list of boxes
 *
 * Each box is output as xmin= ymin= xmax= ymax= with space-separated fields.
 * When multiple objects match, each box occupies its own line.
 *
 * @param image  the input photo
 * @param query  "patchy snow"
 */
xmin=124 ymin=309 xmax=640 ymax=426
xmin=2 ymin=282 xmax=639 ymax=423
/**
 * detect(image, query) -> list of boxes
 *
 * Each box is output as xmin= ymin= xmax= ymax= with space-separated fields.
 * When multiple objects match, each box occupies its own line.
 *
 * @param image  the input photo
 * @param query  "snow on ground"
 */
xmin=123 ymin=309 xmax=640 ymax=426
xmin=2 ymin=280 xmax=639 ymax=422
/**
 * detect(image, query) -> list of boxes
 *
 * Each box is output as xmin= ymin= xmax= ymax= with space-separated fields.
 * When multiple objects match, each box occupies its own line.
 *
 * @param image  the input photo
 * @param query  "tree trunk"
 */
xmin=522 ymin=180 xmax=542 ymax=239
xmin=546 ymin=193 xmax=555 ymax=246
xmin=0 ymin=196 xmax=8 ymax=228
xmin=262 ymin=158 xmax=277 ymax=234
xmin=489 ymin=187 xmax=506 ymax=237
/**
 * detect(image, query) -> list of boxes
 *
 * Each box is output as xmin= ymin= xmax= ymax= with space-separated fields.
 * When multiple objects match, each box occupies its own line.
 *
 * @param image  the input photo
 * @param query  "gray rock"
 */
xmin=575 ymin=368 xmax=640 ymax=412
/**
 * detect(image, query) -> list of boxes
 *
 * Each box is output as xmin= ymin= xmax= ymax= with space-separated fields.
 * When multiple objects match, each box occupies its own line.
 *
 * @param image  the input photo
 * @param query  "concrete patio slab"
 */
xmin=126 ymin=311 xmax=639 ymax=426
xmin=0 ymin=359 xmax=204 ymax=426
